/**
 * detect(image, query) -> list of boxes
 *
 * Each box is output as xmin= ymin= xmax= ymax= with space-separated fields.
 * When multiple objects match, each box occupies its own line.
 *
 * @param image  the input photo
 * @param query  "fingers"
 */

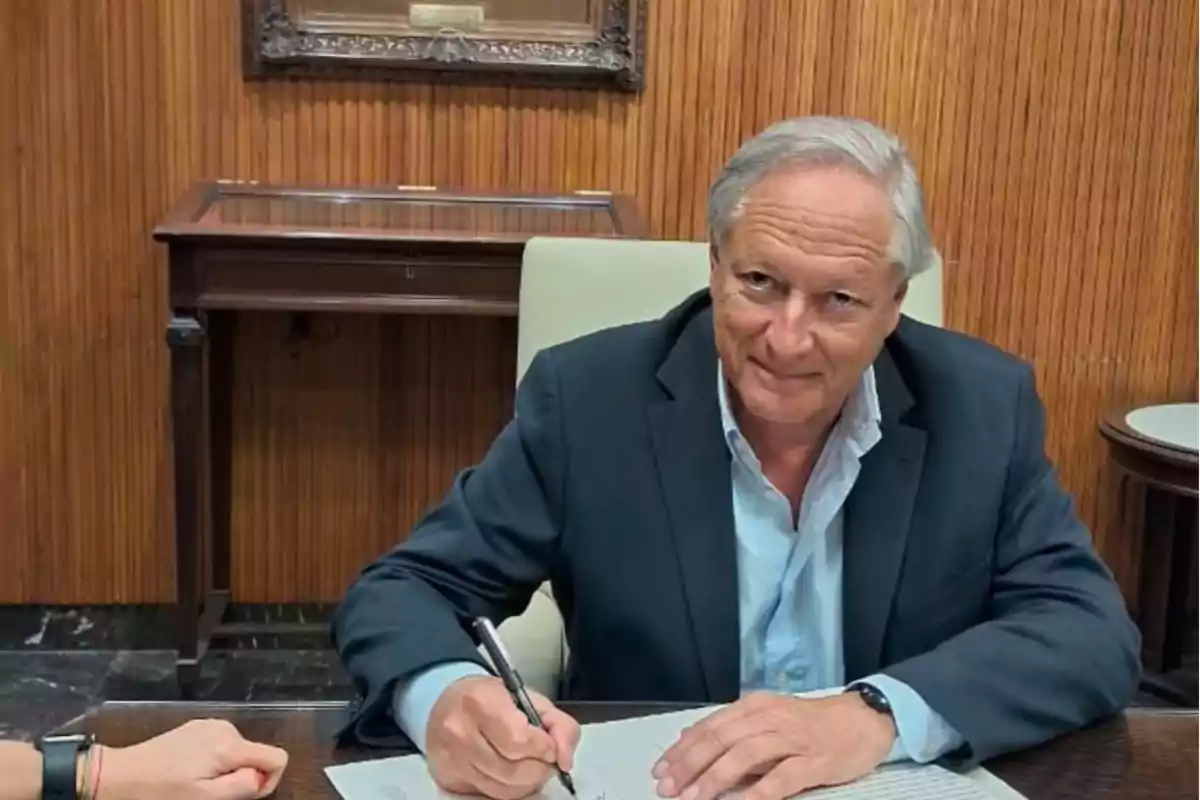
xmin=201 ymin=766 xmax=269 ymax=800
xmin=470 ymin=727 xmax=555 ymax=789
xmin=531 ymin=694 xmax=581 ymax=771
xmin=655 ymin=696 xmax=765 ymax=776
xmin=441 ymin=761 xmax=549 ymax=800
xmin=225 ymin=738 xmax=290 ymax=775
xmin=257 ymin=761 xmax=287 ymax=797
xmin=439 ymin=689 xmax=557 ymax=798
xmin=743 ymin=756 xmax=824 ymax=800
xmin=476 ymin=703 xmax=557 ymax=763
xmin=429 ymin=679 xmax=572 ymax=800
xmin=656 ymin=707 xmax=777 ymax=797
xmin=685 ymin=736 xmax=795 ymax=800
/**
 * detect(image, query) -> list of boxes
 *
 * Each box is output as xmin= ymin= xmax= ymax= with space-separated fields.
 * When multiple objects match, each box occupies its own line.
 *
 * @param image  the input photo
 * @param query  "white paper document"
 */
xmin=325 ymin=706 xmax=1027 ymax=800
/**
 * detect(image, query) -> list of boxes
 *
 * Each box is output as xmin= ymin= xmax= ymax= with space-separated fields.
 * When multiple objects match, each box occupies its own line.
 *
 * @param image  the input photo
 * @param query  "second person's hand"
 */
xmin=101 ymin=718 xmax=289 ymax=800
xmin=426 ymin=676 xmax=581 ymax=800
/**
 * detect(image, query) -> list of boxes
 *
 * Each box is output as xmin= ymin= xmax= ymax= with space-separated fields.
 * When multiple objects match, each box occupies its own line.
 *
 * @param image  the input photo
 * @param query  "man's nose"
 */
xmin=764 ymin=299 xmax=816 ymax=360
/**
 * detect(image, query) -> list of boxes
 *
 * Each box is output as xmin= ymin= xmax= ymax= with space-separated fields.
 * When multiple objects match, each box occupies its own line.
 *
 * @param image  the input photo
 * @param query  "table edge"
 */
xmin=76 ymin=699 xmax=1199 ymax=719
xmin=1100 ymin=410 xmax=1199 ymax=463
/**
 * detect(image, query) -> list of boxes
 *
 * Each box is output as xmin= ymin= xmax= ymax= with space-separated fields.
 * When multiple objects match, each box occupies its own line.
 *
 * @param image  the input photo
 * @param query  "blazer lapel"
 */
xmin=843 ymin=346 xmax=927 ymax=681
xmin=646 ymin=307 xmax=741 ymax=702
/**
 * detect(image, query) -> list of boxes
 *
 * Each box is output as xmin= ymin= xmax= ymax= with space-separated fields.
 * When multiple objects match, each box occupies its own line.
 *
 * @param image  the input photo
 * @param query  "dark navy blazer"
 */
xmin=333 ymin=289 xmax=1140 ymax=763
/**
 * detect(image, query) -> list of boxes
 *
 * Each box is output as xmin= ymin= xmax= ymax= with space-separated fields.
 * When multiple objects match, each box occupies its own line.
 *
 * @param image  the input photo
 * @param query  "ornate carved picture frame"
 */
xmin=241 ymin=0 xmax=645 ymax=91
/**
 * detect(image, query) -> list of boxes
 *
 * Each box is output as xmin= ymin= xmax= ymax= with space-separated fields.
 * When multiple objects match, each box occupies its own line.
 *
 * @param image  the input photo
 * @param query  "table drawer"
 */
xmin=186 ymin=253 xmax=522 ymax=315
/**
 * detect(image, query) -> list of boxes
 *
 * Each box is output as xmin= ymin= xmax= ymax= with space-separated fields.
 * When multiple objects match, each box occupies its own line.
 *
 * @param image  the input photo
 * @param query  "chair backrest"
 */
xmin=903 ymin=257 xmax=943 ymax=330
xmin=517 ymin=237 xmax=712 ymax=384
xmin=516 ymin=236 xmax=944 ymax=384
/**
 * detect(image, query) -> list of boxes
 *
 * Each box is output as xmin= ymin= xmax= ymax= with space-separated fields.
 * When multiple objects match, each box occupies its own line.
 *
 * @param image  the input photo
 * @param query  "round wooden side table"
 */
xmin=1100 ymin=403 xmax=1198 ymax=706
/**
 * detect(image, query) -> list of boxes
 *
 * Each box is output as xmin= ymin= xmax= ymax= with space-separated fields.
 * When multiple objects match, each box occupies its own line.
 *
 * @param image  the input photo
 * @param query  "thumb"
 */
xmin=531 ymin=694 xmax=581 ymax=771
xmin=200 ymin=767 xmax=268 ymax=800
xmin=223 ymin=740 xmax=289 ymax=775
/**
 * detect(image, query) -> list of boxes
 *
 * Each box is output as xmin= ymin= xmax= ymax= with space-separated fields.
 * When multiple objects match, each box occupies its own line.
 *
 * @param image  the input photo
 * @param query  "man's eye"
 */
xmin=829 ymin=291 xmax=858 ymax=307
xmin=743 ymin=271 xmax=773 ymax=290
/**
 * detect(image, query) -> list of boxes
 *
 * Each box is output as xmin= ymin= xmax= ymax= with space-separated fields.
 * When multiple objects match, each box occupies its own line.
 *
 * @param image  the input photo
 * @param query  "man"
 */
xmin=333 ymin=116 xmax=1141 ymax=800
xmin=4 ymin=718 xmax=288 ymax=800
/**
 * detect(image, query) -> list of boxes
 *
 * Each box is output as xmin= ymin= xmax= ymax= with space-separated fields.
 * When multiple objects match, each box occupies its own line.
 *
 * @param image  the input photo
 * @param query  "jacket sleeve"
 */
xmin=331 ymin=350 xmax=567 ymax=747
xmin=882 ymin=365 xmax=1142 ymax=764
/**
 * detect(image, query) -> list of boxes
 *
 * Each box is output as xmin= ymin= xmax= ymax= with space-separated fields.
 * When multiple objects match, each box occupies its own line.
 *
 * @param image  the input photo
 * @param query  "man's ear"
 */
xmin=708 ymin=242 xmax=720 ymax=273
xmin=892 ymin=278 xmax=909 ymax=305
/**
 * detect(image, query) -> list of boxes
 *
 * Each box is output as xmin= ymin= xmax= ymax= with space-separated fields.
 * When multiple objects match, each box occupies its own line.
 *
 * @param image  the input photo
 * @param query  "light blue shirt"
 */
xmin=392 ymin=366 xmax=963 ymax=763
xmin=718 ymin=364 xmax=961 ymax=763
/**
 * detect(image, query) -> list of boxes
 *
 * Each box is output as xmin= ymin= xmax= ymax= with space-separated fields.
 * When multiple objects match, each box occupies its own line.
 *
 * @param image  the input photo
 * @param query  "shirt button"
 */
xmin=775 ymin=672 xmax=789 ymax=689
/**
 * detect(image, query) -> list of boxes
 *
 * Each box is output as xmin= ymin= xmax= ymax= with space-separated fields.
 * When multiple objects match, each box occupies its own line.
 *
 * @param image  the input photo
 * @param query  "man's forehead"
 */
xmin=737 ymin=164 xmax=892 ymax=222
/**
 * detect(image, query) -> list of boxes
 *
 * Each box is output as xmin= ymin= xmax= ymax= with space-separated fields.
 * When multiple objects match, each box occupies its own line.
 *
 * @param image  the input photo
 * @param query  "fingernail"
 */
xmin=681 ymin=788 xmax=699 ymax=800
xmin=657 ymin=777 xmax=676 ymax=797
xmin=652 ymin=760 xmax=667 ymax=779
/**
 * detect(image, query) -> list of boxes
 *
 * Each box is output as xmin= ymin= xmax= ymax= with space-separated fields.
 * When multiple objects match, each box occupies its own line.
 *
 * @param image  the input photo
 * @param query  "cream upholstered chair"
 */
xmin=900 ymin=254 xmax=943 ymax=327
xmin=491 ymin=236 xmax=944 ymax=697
xmin=515 ymin=238 xmax=715 ymax=383
xmin=488 ymin=237 xmax=710 ymax=697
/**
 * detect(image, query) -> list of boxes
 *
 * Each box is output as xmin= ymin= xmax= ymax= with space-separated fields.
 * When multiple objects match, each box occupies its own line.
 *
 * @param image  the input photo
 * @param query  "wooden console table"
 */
xmin=1100 ymin=403 xmax=1198 ymax=705
xmin=152 ymin=182 xmax=645 ymax=695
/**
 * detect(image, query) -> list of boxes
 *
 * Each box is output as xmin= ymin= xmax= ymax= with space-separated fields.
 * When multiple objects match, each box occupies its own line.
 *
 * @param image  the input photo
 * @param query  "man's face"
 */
xmin=709 ymin=165 xmax=907 ymax=428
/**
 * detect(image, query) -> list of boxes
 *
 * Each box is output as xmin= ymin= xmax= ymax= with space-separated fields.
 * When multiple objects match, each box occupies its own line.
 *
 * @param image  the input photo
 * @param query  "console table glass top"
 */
xmin=156 ymin=183 xmax=643 ymax=242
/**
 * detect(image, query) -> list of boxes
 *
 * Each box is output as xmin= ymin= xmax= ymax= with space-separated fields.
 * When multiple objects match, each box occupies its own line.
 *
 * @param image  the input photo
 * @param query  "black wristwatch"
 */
xmin=846 ymin=682 xmax=894 ymax=716
xmin=35 ymin=732 xmax=93 ymax=800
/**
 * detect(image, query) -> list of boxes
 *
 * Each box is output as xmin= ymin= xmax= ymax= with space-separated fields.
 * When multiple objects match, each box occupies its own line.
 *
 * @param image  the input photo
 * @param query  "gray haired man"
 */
xmin=333 ymin=116 xmax=1141 ymax=800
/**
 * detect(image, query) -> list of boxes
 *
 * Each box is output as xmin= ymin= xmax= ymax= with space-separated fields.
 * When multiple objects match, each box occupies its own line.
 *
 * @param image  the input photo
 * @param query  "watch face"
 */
xmin=851 ymin=684 xmax=892 ymax=714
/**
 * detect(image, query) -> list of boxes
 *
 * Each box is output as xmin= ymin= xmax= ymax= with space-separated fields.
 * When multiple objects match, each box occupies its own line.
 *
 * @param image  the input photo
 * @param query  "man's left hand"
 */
xmin=652 ymin=691 xmax=897 ymax=800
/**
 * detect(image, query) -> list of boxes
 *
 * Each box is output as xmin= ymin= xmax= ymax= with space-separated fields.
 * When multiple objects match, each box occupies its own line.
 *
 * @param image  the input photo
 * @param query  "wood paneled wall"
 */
xmin=1 ymin=0 xmax=1195 ymax=603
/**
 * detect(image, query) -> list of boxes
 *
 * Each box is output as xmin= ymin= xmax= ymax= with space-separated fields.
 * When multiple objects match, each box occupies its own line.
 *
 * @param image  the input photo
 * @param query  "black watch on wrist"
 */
xmin=35 ymin=732 xmax=94 ymax=800
xmin=846 ymin=682 xmax=894 ymax=716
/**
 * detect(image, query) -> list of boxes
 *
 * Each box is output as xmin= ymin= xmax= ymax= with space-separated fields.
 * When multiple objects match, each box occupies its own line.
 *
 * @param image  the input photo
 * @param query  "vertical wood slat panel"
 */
xmin=0 ymin=0 xmax=1194 ymax=602
xmin=0 ymin=0 xmax=30 ymax=601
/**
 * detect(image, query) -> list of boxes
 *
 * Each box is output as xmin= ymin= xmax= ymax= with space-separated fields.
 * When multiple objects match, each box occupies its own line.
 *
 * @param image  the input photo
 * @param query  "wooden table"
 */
xmin=56 ymin=701 xmax=1198 ymax=799
xmin=151 ymin=183 xmax=646 ymax=696
xmin=1100 ymin=404 xmax=1198 ymax=705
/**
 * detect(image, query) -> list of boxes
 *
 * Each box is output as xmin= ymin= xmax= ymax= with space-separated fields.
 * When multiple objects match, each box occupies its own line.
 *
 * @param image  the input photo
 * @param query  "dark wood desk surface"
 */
xmin=57 ymin=701 xmax=1197 ymax=799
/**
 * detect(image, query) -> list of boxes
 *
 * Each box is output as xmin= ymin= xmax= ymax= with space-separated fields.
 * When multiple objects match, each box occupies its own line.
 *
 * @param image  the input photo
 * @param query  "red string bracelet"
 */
xmin=90 ymin=744 xmax=105 ymax=800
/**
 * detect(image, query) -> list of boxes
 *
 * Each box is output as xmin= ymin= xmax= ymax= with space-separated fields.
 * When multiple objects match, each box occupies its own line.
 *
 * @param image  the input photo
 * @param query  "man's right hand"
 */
xmin=426 ymin=676 xmax=581 ymax=800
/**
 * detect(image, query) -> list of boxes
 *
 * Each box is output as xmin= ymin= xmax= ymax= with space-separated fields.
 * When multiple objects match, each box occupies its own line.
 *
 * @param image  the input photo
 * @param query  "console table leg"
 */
xmin=1162 ymin=495 xmax=1197 ymax=672
xmin=167 ymin=313 xmax=209 ymax=695
xmin=209 ymin=310 xmax=235 ymax=595
xmin=177 ymin=660 xmax=201 ymax=701
xmin=1138 ymin=486 xmax=1197 ymax=675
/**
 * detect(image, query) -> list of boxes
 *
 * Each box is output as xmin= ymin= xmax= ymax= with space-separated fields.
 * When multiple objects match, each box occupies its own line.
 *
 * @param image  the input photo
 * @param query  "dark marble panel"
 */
xmin=0 ymin=603 xmax=338 ymax=650
xmin=0 ymin=606 xmax=176 ymax=650
xmin=0 ymin=649 xmax=355 ymax=741
xmin=223 ymin=603 xmax=338 ymax=625
xmin=220 ymin=602 xmax=339 ymax=650
xmin=0 ymin=651 xmax=115 ymax=740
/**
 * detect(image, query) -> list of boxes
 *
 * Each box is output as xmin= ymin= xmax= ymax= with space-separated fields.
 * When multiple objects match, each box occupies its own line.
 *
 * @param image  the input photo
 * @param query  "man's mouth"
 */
xmin=748 ymin=357 xmax=820 ymax=384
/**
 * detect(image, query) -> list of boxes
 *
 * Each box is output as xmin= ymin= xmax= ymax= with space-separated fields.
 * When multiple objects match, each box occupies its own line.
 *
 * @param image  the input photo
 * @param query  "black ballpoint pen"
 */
xmin=473 ymin=616 xmax=578 ymax=797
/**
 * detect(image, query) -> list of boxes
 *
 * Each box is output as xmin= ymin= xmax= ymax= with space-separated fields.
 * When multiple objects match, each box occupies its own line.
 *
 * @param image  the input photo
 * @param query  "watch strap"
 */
xmin=37 ymin=736 xmax=90 ymax=800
